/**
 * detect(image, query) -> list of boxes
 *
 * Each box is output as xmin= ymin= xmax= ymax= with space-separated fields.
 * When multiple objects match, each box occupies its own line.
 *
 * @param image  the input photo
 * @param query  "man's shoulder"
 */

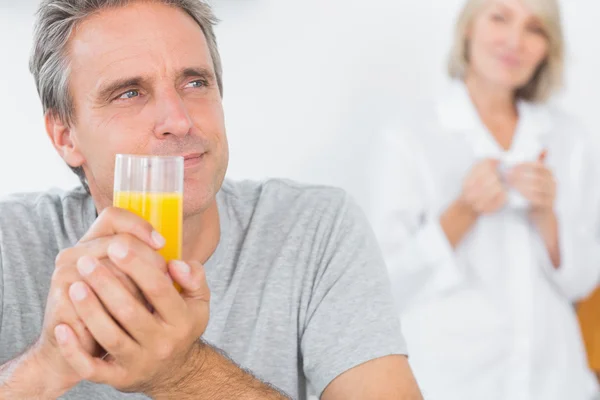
xmin=220 ymin=177 xmax=351 ymax=218
xmin=0 ymin=186 xmax=88 ymax=222
xmin=0 ymin=186 xmax=93 ymax=248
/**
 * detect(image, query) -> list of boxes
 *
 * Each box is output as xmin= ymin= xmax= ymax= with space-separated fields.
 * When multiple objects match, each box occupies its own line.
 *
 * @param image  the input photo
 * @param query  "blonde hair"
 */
xmin=448 ymin=0 xmax=564 ymax=102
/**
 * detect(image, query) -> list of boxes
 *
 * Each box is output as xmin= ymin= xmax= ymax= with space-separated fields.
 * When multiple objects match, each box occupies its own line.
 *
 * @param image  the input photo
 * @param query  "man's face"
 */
xmin=61 ymin=2 xmax=228 ymax=216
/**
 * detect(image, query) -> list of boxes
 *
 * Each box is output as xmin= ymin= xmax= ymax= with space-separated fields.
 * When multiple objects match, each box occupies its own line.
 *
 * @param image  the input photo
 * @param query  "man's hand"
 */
xmin=53 ymin=238 xmax=211 ymax=397
xmin=1 ymin=207 xmax=165 ymax=398
xmin=54 ymin=234 xmax=289 ymax=399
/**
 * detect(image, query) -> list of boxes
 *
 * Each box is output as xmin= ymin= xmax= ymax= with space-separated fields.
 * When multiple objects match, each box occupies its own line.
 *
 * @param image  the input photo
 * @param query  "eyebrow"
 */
xmin=178 ymin=67 xmax=216 ymax=83
xmin=97 ymin=76 xmax=150 ymax=101
xmin=96 ymin=67 xmax=216 ymax=101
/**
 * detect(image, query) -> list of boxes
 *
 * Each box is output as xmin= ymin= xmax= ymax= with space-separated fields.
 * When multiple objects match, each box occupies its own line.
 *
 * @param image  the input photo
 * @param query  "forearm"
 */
xmin=532 ymin=211 xmax=561 ymax=268
xmin=440 ymin=199 xmax=479 ymax=249
xmin=151 ymin=341 xmax=290 ymax=400
xmin=0 ymin=348 xmax=65 ymax=400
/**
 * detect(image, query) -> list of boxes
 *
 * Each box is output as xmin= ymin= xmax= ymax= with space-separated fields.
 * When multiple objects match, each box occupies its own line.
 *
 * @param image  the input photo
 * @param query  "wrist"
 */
xmin=0 ymin=344 xmax=72 ymax=400
xmin=453 ymin=197 xmax=479 ymax=219
xmin=147 ymin=340 xmax=209 ymax=400
xmin=29 ymin=343 xmax=75 ymax=399
xmin=149 ymin=341 xmax=288 ymax=400
xmin=530 ymin=207 xmax=556 ymax=226
xmin=530 ymin=208 xmax=561 ymax=267
xmin=530 ymin=208 xmax=558 ymax=237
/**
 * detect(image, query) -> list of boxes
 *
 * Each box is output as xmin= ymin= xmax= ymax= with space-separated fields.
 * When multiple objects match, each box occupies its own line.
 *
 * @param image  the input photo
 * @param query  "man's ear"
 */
xmin=44 ymin=112 xmax=85 ymax=168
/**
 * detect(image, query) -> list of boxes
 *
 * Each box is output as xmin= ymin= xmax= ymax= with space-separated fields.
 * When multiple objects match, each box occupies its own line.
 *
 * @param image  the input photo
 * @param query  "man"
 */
xmin=0 ymin=0 xmax=422 ymax=398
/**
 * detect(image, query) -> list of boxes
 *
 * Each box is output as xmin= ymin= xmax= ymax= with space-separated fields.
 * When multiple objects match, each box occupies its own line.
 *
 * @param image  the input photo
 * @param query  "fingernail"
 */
xmin=172 ymin=260 xmax=190 ymax=276
xmin=108 ymin=241 xmax=128 ymax=259
xmin=152 ymin=231 xmax=166 ymax=248
xmin=55 ymin=325 xmax=68 ymax=345
xmin=69 ymin=282 xmax=88 ymax=302
xmin=77 ymin=256 xmax=96 ymax=276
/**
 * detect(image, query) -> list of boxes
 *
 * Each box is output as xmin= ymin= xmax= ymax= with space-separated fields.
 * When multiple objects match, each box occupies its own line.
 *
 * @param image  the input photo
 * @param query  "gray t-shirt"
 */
xmin=0 ymin=178 xmax=406 ymax=399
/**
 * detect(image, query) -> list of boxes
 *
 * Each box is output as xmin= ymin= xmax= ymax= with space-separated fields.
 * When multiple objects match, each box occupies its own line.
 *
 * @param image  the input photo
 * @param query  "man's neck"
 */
xmin=182 ymin=200 xmax=220 ymax=264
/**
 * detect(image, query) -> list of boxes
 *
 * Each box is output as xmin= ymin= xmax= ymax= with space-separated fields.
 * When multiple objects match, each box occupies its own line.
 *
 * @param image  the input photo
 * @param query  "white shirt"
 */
xmin=366 ymin=80 xmax=600 ymax=400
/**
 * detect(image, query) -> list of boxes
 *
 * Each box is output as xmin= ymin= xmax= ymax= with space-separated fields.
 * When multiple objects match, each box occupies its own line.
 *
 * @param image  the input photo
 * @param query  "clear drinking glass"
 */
xmin=113 ymin=154 xmax=184 ymax=291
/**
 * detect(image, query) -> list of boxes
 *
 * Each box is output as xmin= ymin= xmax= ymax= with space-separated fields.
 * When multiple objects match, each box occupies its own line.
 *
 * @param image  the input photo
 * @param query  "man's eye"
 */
xmin=118 ymin=90 xmax=139 ymax=99
xmin=185 ymin=80 xmax=208 ymax=88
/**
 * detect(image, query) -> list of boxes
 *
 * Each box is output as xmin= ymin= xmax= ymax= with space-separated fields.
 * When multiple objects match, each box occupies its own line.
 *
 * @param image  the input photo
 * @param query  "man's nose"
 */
xmin=153 ymin=88 xmax=193 ymax=138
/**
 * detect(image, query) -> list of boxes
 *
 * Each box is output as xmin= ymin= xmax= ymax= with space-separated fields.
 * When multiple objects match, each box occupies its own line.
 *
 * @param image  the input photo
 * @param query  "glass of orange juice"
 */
xmin=113 ymin=154 xmax=184 ymax=291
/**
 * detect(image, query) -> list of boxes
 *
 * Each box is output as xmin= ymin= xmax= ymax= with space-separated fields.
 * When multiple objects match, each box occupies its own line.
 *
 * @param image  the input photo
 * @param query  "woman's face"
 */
xmin=467 ymin=0 xmax=549 ymax=91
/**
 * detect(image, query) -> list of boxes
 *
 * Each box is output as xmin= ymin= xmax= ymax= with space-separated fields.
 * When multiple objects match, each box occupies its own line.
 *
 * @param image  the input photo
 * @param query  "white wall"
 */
xmin=1 ymin=0 xmax=599 ymax=209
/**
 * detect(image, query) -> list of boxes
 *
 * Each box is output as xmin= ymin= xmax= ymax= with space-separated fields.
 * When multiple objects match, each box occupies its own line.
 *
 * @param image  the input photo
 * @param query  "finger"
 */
xmin=48 ymin=264 xmax=103 ymax=356
xmin=104 ymin=234 xmax=170 ymax=309
xmin=518 ymin=185 xmax=552 ymax=208
xmin=506 ymin=165 xmax=532 ymax=184
xmin=106 ymin=236 xmax=185 ymax=324
xmin=55 ymin=323 xmax=126 ymax=386
xmin=530 ymin=162 xmax=551 ymax=178
xmin=509 ymin=162 xmax=541 ymax=174
xmin=506 ymin=166 xmax=536 ymax=189
xmin=522 ymin=174 xmax=548 ymax=193
xmin=55 ymin=236 xmax=117 ymax=269
xmin=169 ymin=261 xmax=210 ymax=333
xmin=106 ymin=234 xmax=169 ymax=276
xmin=539 ymin=165 xmax=555 ymax=182
xmin=464 ymin=162 xmax=488 ymax=189
xmin=101 ymin=257 xmax=147 ymax=306
xmin=483 ymin=159 xmax=501 ymax=170
xmin=62 ymin=312 xmax=98 ymax=356
xmin=77 ymin=256 xmax=159 ymax=345
xmin=531 ymin=168 xmax=556 ymax=196
xmin=474 ymin=183 xmax=504 ymax=212
xmin=492 ymin=191 xmax=507 ymax=211
xmin=55 ymin=238 xmax=146 ymax=310
xmin=469 ymin=174 xmax=503 ymax=202
xmin=170 ymin=261 xmax=210 ymax=301
xmin=54 ymin=324 xmax=98 ymax=378
xmin=465 ymin=159 xmax=500 ymax=189
xmin=510 ymin=173 xmax=552 ymax=198
xmin=510 ymin=162 xmax=551 ymax=180
xmin=80 ymin=207 xmax=165 ymax=250
xmin=69 ymin=280 xmax=140 ymax=359
xmin=170 ymin=261 xmax=210 ymax=310
xmin=481 ymin=190 xmax=507 ymax=213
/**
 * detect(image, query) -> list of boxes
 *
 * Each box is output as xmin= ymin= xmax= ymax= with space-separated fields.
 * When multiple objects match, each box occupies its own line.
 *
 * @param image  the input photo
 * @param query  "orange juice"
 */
xmin=114 ymin=191 xmax=183 ymax=291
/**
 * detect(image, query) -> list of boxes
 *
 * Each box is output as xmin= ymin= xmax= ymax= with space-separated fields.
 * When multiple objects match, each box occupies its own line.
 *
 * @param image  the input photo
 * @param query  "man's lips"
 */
xmin=182 ymin=153 xmax=205 ymax=168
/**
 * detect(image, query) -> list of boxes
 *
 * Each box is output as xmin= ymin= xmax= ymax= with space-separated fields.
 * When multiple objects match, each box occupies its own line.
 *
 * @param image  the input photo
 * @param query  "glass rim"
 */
xmin=116 ymin=154 xmax=184 ymax=161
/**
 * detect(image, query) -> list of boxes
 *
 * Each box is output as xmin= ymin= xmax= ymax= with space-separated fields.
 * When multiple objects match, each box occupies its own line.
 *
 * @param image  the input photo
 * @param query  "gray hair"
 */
xmin=29 ymin=0 xmax=223 ymax=191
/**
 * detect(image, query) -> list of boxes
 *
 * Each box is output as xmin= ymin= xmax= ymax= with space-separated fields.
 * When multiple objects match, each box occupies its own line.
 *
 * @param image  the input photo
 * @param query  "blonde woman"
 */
xmin=367 ymin=0 xmax=600 ymax=398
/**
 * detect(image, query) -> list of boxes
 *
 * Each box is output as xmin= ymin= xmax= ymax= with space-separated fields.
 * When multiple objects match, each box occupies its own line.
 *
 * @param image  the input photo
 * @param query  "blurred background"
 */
xmin=0 ymin=0 xmax=598 ymax=208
